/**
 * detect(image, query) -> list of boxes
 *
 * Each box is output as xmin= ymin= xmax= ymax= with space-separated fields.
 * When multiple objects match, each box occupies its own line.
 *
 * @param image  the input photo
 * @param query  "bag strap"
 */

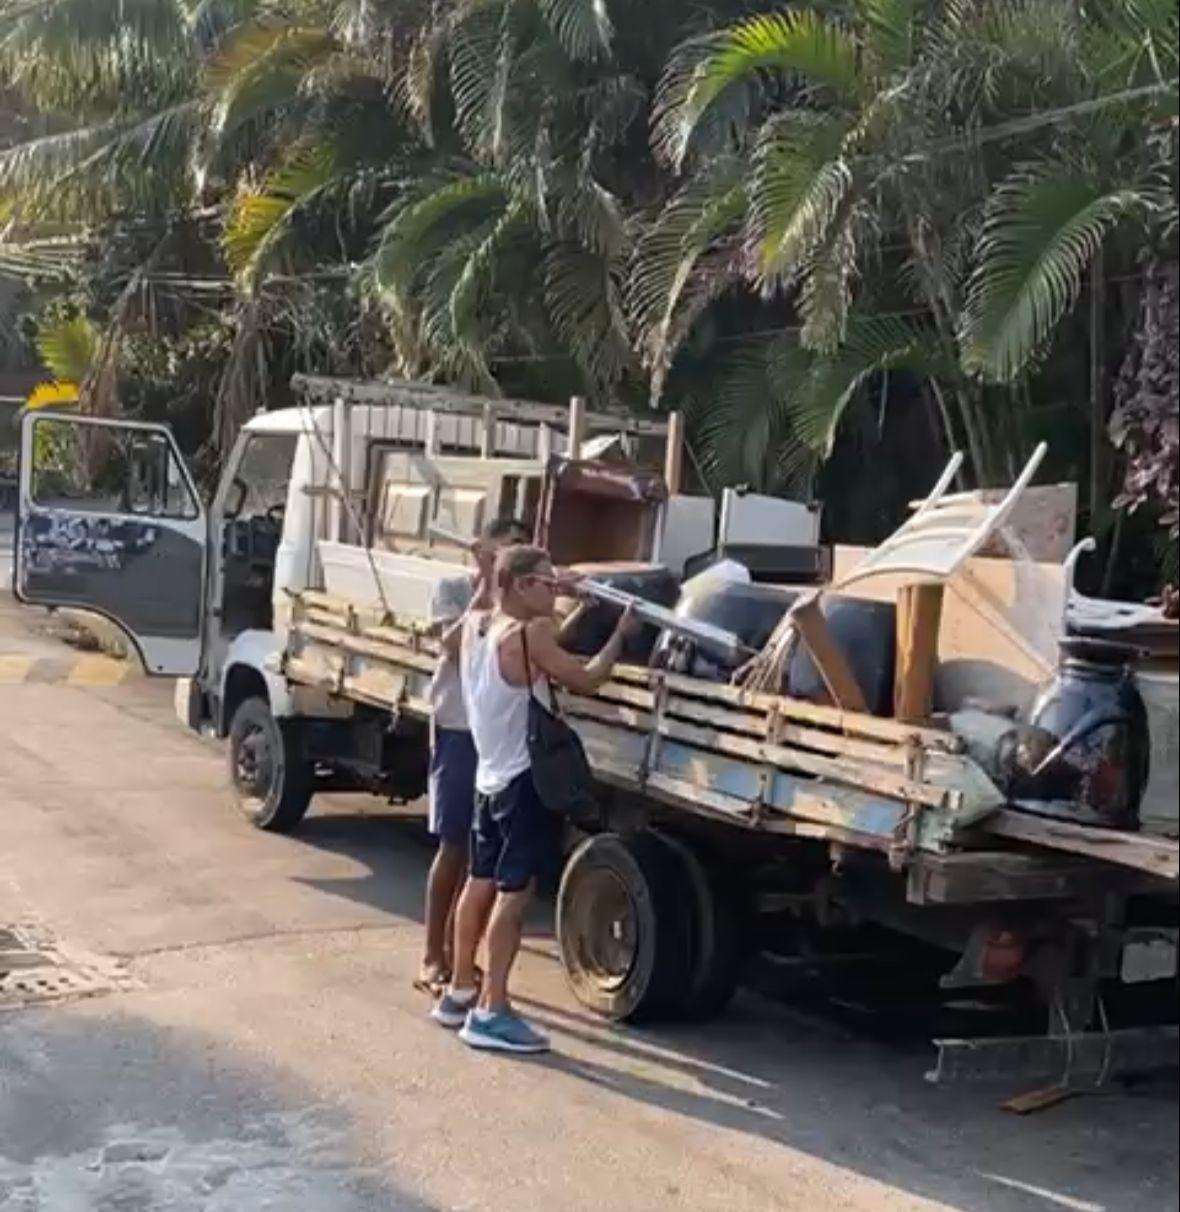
xmin=519 ymin=623 xmax=558 ymax=714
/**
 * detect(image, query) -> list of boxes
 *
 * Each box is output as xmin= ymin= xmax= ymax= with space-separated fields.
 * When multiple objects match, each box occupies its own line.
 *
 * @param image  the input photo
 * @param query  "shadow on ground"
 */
xmin=283 ymin=803 xmax=1179 ymax=1212
xmin=0 ymin=1008 xmax=433 ymax=1212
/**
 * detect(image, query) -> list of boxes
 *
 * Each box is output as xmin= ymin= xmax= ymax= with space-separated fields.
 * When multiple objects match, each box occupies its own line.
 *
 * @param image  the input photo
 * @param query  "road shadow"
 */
xmin=519 ymin=991 xmax=1177 ymax=1212
xmin=289 ymin=802 xmax=557 ymax=939
xmin=282 ymin=802 xmax=1178 ymax=1212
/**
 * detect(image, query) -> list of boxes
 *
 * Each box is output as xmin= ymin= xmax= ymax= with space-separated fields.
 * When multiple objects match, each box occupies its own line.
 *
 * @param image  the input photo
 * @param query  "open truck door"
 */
xmin=14 ymin=412 xmax=207 ymax=676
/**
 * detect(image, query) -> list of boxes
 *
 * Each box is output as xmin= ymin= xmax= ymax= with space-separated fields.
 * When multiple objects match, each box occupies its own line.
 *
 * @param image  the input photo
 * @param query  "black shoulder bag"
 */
xmin=520 ymin=626 xmax=600 ymax=828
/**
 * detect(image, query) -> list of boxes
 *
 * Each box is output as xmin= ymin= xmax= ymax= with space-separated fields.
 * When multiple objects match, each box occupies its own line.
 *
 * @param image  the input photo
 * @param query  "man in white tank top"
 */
xmin=418 ymin=517 xmax=528 ymax=994
xmin=431 ymin=545 xmax=635 ymax=1053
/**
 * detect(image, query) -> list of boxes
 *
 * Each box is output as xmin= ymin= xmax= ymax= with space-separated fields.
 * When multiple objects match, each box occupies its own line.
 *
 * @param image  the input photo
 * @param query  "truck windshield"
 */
xmin=227 ymin=434 xmax=297 ymax=518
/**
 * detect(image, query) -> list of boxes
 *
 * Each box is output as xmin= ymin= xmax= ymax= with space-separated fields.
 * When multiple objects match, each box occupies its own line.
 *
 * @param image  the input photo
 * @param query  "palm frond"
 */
xmin=224 ymin=141 xmax=337 ymax=287
xmin=689 ymin=337 xmax=807 ymax=492
xmin=448 ymin=197 xmax=529 ymax=362
xmin=448 ymin=0 xmax=509 ymax=161
xmin=372 ymin=173 xmax=512 ymax=317
xmin=1086 ymin=0 xmax=1179 ymax=89
xmin=793 ymin=313 xmax=950 ymax=458
xmin=857 ymin=0 xmax=916 ymax=77
xmin=962 ymin=162 xmax=1144 ymax=382
xmin=557 ymin=176 xmax=626 ymax=258
xmin=627 ymin=162 xmax=746 ymax=401
xmin=207 ymin=22 xmax=334 ymax=140
xmin=35 ymin=311 xmax=99 ymax=382
xmin=747 ymin=111 xmax=851 ymax=290
xmin=0 ymin=0 xmax=192 ymax=114
xmin=795 ymin=202 xmax=864 ymax=352
xmin=537 ymin=0 xmax=612 ymax=63
xmin=543 ymin=241 xmax=630 ymax=389
xmin=0 ymin=101 xmax=199 ymax=222
xmin=652 ymin=12 xmax=860 ymax=170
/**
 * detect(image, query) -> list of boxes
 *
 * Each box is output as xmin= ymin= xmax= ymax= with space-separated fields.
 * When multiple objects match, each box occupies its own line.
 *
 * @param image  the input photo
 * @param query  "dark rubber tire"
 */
xmin=651 ymin=830 xmax=746 ymax=1020
xmin=557 ymin=831 xmax=693 ymax=1023
xmin=227 ymin=696 xmax=313 ymax=833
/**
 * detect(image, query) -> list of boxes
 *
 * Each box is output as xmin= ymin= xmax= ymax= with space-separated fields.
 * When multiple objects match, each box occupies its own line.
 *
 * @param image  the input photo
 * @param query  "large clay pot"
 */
xmin=786 ymin=595 xmax=897 ymax=717
xmin=653 ymin=581 xmax=798 ymax=680
xmin=560 ymin=562 xmax=680 ymax=665
xmin=1011 ymin=638 xmax=1150 ymax=830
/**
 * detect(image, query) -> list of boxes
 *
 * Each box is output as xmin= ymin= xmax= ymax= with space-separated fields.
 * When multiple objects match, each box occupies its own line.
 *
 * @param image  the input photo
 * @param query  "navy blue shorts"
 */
xmin=428 ymin=728 xmax=478 ymax=846
xmin=470 ymin=771 xmax=558 ymax=892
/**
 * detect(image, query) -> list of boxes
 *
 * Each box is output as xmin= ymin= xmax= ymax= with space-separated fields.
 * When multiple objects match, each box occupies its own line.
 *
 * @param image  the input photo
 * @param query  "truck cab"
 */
xmin=11 ymin=377 xmax=710 ymax=830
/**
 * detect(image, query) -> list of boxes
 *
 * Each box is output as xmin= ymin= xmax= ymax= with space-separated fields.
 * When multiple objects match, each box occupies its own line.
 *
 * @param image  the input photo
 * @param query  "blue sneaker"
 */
xmin=458 ymin=1008 xmax=550 ymax=1054
xmin=431 ymin=987 xmax=477 ymax=1029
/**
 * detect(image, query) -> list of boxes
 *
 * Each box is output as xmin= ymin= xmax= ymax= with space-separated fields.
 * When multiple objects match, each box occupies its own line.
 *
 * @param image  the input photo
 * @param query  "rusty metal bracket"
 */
xmin=753 ymin=708 xmax=784 ymax=827
xmin=638 ymin=675 xmax=668 ymax=791
xmin=889 ymin=734 xmax=926 ymax=871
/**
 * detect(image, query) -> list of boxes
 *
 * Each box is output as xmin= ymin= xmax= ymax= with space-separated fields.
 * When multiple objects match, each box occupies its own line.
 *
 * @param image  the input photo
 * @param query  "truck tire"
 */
xmin=651 ymin=831 xmax=746 ymax=1019
xmin=556 ymin=832 xmax=693 ymax=1023
xmin=227 ymin=696 xmax=313 ymax=833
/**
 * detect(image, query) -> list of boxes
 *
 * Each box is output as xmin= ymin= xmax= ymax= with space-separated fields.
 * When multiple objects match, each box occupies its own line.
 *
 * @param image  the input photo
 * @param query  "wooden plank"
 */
xmin=657 ymin=716 xmax=955 ymax=811
xmin=568 ymin=395 xmax=587 ymax=461
xmin=894 ymin=583 xmax=945 ymax=724
xmin=984 ymin=808 xmax=1179 ymax=880
xmin=562 ymin=695 xmax=653 ymax=732
xmin=663 ymin=411 xmax=685 ymax=495
xmin=609 ymin=666 xmax=962 ymax=752
xmin=294 ymin=621 xmax=437 ymax=674
xmin=790 ymin=597 xmax=869 ymax=713
xmin=663 ymin=693 xmax=912 ymax=767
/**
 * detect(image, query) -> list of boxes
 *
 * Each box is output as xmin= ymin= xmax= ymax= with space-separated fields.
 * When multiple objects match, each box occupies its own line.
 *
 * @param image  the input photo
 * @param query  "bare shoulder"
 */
xmin=524 ymin=616 xmax=559 ymax=645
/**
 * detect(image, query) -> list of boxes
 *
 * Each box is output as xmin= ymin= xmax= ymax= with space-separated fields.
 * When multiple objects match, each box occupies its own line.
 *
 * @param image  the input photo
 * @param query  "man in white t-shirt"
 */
xmin=418 ymin=517 xmax=529 ymax=992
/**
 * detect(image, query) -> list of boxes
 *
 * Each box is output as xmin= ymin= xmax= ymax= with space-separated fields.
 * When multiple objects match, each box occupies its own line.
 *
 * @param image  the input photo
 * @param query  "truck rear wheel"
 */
xmin=557 ymin=832 xmax=692 ymax=1023
xmin=652 ymin=831 xmax=746 ymax=1019
xmin=228 ymin=696 xmax=313 ymax=832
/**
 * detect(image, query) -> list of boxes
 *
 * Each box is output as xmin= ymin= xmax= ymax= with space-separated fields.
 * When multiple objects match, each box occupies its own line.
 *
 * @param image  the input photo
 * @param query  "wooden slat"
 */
xmin=295 ymin=621 xmax=436 ymax=673
xmin=657 ymin=716 xmax=955 ymax=811
xmin=608 ymin=666 xmax=962 ymax=752
xmin=664 ymin=410 xmax=685 ymax=495
xmin=894 ymin=583 xmax=945 ymax=724
xmin=662 ymin=693 xmax=912 ymax=768
xmin=562 ymin=695 xmax=653 ymax=732
xmin=984 ymin=808 xmax=1179 ymax=880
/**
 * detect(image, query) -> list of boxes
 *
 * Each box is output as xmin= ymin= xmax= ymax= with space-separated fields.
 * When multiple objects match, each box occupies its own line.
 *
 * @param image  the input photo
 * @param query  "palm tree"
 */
xmin=638 ymin=0 xmax=1178 ymax=490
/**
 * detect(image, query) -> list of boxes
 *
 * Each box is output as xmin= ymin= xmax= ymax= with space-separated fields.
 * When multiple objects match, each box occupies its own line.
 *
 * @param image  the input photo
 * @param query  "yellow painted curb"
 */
xmin=0 ymin=653 xmax=133 ymax=685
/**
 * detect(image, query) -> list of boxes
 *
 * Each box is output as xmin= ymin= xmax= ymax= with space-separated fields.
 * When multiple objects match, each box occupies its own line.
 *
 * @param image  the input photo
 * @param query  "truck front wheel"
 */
xmin=227 ymin=697 xmax=313 ymax=832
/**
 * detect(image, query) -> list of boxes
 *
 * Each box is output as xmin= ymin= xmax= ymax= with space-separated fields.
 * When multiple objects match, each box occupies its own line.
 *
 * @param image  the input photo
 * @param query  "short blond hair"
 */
xmin=494 ymin=544 xmax=550 ymax=594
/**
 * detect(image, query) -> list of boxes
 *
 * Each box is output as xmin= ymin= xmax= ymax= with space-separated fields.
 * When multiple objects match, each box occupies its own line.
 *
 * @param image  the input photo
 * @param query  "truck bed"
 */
xmin=282 ymin=591 xmax=1180 ymax=889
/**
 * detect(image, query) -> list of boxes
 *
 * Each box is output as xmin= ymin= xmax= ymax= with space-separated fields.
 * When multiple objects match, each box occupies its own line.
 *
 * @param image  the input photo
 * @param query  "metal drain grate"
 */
xmin=0 ymin=925 xmax=121 ymax=1007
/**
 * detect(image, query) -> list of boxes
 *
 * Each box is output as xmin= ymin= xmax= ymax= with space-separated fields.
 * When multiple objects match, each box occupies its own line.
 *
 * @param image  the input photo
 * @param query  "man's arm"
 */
xmin=520 ymin=609 xmax=634 ymax=695
xmin=555 ymin=600 xmax=589 ymax=645
xmin=431 ymin=575 xmax=489 ymax=659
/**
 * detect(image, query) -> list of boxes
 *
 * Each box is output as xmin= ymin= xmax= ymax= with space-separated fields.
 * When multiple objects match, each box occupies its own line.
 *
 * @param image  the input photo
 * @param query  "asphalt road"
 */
xmin=0 ymin=589 xmax=1176 ymax=1212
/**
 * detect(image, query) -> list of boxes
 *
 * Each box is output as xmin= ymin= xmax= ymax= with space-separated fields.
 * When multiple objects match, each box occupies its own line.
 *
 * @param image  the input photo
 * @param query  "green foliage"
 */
xmin=34 ymin=309 xmax=98 ymax=382
xmin=962 ymin=163 xmax=1144 ymax=382
xmin=0 ymin=0 xmax=1175 ymax=576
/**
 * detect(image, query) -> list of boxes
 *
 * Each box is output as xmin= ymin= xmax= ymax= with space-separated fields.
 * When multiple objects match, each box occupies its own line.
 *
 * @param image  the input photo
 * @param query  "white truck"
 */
xmin=11 ymin=375 xmax=1178 ymax=1082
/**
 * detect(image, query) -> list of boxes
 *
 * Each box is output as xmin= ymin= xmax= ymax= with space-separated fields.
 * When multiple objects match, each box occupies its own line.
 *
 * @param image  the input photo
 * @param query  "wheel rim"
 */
xmin=565 ymin=869 xmax=638 ymax=993
xmin=234 ymin=722 xmax=275 ymax=802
